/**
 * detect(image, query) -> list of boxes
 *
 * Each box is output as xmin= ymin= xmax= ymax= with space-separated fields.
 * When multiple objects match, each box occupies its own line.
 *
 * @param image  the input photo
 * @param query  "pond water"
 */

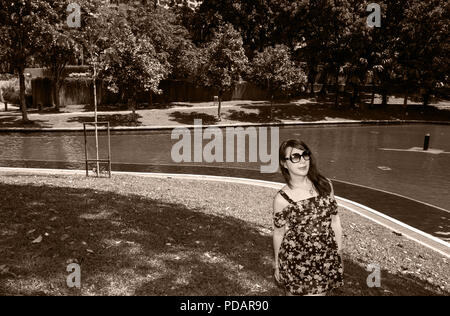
xmin=1 ymin=123 xmax=449 ymax=211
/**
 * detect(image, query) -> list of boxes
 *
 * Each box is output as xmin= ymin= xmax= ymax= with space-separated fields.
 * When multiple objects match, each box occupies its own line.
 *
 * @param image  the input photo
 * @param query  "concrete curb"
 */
xmin=1 ymin=119 xmax=450 ymax=133
xmin=0 ymin=166 xmax=449 ymax=258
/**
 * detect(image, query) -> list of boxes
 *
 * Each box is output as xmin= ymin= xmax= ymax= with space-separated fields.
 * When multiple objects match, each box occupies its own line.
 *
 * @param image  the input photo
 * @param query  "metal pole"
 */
xmin=107 ymin=122 xmax=111 ymax=178
xmin=93 ymin=63 xmax=100 ymax=177
xmin=84 ymin=124 xmax=88 ymax=177
xmin=423 ymin=134 xmax=430 ymax=151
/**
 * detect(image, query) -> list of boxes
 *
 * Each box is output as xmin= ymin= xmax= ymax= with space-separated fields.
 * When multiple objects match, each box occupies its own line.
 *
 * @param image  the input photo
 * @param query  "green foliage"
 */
xmin=0 ymin=0 xmax=57 ymax=70
xmin=72 ymin=1 xmax=171 ymax=102
xmin=128 ymin=6 xmax=199 ymax=80
xmin=34 ymin=0 xmax=81 ymax=109
xmin=101 ymin=27 xmax=170 ymax=98
xmin=0 ymin=0 xmax=447 ymax=111
xmin=192 ymin=0 xmax=278 ymax=54
xmin=397 ymin=0 xmax=449 ymax=90
xmin=194 ymin=0 xmax=449 ymax=104
xmin=249 ymin=45 xmax=307 ymax=98
xmin=0 ymin=0 xmax=58 ymax=119
xmin=0 ymin=78 xmax=32 ymax=106
xmin=196 ymin=24 xmax=248 ymax=95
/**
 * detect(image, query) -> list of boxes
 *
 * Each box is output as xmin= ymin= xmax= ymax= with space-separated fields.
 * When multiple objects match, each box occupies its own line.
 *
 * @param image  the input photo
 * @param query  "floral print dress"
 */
xmin=274 ymin=190 xmax=344 ymax=295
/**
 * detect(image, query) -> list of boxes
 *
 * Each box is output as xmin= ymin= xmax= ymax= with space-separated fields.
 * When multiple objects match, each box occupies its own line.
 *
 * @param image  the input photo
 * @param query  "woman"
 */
xmin=273 ymin=139 xmax=344 ymax=296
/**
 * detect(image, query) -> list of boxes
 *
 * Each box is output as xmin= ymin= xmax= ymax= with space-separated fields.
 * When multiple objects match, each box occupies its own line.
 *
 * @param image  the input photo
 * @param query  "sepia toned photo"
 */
xmin=0 ymin=0 xmax=449 ymax=300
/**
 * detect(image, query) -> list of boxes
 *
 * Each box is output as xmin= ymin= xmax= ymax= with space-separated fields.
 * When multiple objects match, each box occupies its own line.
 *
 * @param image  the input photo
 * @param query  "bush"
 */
xmin=0 ymin=78 xmax=32 ymax=107
xmin=2 ymin=86 xmax=19 ymax=105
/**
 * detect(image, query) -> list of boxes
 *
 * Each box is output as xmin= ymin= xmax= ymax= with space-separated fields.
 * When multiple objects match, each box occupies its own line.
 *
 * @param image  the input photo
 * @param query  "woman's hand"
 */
xmin=274 ymin=268 xmax=281 ymax=284
xmin=273 ymin=263 xmax=281 ymax=284
xmin=337 ymin=249 xmax=344 ymax=269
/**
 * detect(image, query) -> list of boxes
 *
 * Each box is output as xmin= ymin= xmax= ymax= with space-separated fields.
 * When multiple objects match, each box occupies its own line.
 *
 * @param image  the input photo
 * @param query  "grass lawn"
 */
xmin=0 ymin=173 xmax=448 ymax=296
xmin=1 ymin=97 xmax=450 ymax=129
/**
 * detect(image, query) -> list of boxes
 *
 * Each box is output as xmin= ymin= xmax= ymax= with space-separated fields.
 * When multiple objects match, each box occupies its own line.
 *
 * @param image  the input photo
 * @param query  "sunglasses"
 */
xmin=283 ymin=151 xmax=311 ymax=163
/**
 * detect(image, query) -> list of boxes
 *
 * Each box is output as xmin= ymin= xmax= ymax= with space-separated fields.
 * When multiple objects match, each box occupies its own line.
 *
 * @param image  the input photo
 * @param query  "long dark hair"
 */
xmin=279 ymin=139 xmax=332 ymax=196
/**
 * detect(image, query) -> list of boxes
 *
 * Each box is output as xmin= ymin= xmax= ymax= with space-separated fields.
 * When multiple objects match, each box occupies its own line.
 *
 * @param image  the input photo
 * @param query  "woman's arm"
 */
xmin=331 ymin=214 xmax=343 ymax=253
xmin=273 ymin=227 xmax=285 ymax=268
xmin=329 ymin=179 xmax=344 ymax=254
xmin=273 ymin=193 xmax=288 ymax=280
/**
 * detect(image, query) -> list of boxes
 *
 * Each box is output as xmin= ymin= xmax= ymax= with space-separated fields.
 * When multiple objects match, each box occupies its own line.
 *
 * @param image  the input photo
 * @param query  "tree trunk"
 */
xmin=307 ymin=68 xmax=317 ymax=97
xmin=381 ymin=83 xmax=388 ymax=107
xmin=52 ymin=63 xmax=66 ymax=112
xmin=18 ymin=69 xmax=29 ymax=122
xmin=149 ymin=91 xmax=153 ymax=108
xmin=50 ymin=82 xmax=56 ymax=108
xmin=403 ymin=88 xmax=408 ymax=107
xmin=131 ymin=92 xmax=137 ymax=125
xmin=53 ymin=79 xmax=61 ymax=111
xmin=270 ymin=94 xmax=274 ymax=120
xmin=370 ymin=81 xmax=376 ymax=108
xmin=217 ymin=93 xmax=222 ymax=121
xmin=352 ymin=85 xmax=360 ymax=109
xmin=422 ymin=89 xmax=431 ymax=106
xmin=349 ymin=88 xmax=355 ymax=108
xmin=119 ymin=87 xmax=125 ymax=104
xmin=335 ymin=71 xmax=339 ymax=108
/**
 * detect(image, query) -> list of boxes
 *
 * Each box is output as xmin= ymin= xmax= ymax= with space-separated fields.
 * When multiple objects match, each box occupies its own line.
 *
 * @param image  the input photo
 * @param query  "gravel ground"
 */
xmin=0 ymin=173 xmax=448 ymax=296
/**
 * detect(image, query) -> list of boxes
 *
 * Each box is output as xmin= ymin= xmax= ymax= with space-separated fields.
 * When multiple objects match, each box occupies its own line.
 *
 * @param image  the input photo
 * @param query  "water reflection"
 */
xmin=0 ymin=124 xmax=449 ymax=211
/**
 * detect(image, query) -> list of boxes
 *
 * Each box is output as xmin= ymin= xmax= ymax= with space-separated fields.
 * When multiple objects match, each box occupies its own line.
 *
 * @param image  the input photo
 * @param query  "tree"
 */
xmin=75 ymin=2 xmax=170 ymax=117
xmin=285 ymin=0 xmax=355 ymax=106
xmin=367 ymin=0 xmax=407 ymax=107
xmin=0 ymin=0 xmax=57 ymax=122
xmin=249 ymin=45 xmax=307 ymax=118
xmin=129 ymin=5 xmax=201 ymax=106
xmin=397 ymin=0 xmax=449 ymax=106
xmin=369 ymin=0 xmax=449 ymax=108
xmin=190 ymin=0 xmax=278 ymax=56
xmin=196 ymin=24 xmax=248 ymax=121
xmin=100 ymin=26 xmax=170 ymax=116
xmin=36 ymin=0 xmax=79 ymax=111
xmin=341 ymin=1 xmax=377 ymax=109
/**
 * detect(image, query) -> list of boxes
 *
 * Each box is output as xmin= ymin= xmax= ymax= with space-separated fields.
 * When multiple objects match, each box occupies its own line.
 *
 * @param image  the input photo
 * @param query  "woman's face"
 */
xmin=283 ymin=147 xmax=310 ymax=177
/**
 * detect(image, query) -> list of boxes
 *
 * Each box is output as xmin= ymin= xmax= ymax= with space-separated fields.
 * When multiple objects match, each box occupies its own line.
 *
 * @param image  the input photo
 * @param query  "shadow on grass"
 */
xmin=0 ymin=116 xmax=52 ymax=128
xmin=82 ymin=104 xmax=130 ymax=112
xmin=67 ymin=114 xmax=143 ymax=127
xmin=227 ymin=108 xmax=282 ymax=124
xmin=227 ymin=102 xmax=334 ymax=123
xmin=161 ymin=102 xmax=195 ymax=109
xmin=0 ymin=181 xmax=447 ymax=296
xmin=169 ymin=111 xmax=218 ymax=125
xmin=81 ymin=102 xmax=195 ymax=112
xmin=226 ymin=97 xmax=450 ymax=123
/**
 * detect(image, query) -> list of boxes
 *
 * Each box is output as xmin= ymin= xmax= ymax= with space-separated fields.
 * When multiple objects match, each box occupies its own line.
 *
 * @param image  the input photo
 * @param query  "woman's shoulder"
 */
xmin=273 ymin=187 xmax=291 ymax=213
xmin=273 ymin=185 xmax=290 ymax=199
